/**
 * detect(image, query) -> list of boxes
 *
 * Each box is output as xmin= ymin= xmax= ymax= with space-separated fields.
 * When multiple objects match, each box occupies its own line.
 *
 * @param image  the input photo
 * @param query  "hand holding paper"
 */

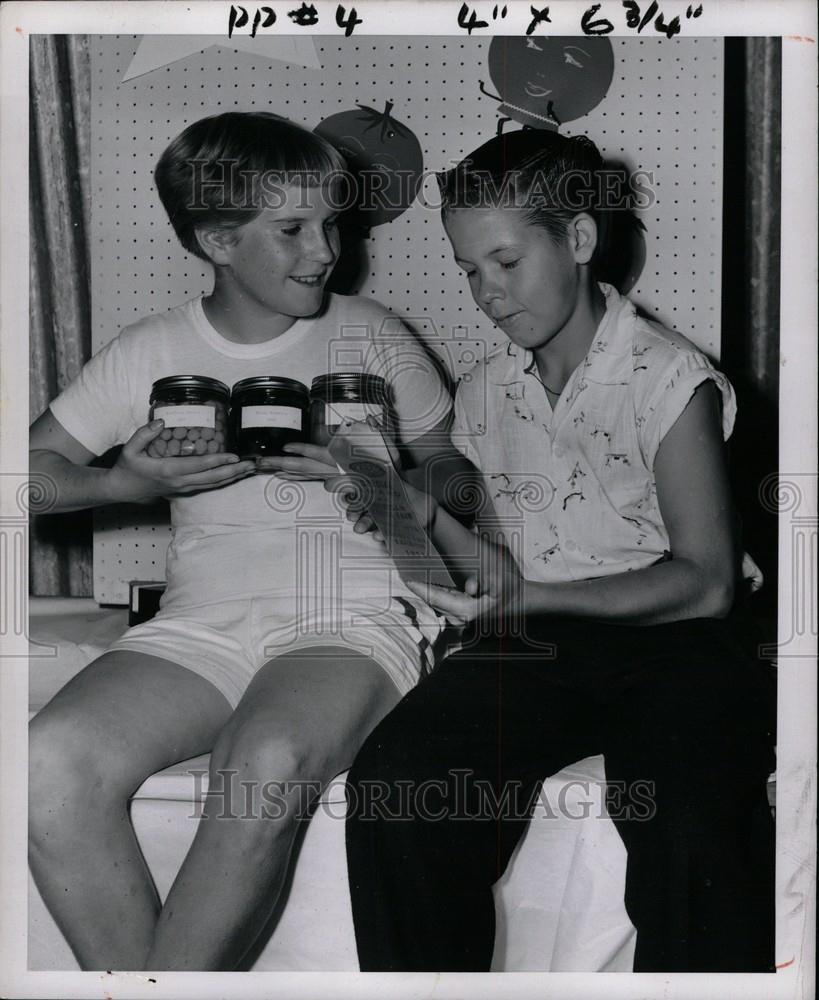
xmin=326 ymin=419 xmax=456 ymax=589
xmin=404 ymin=574 xmax=495 ymax=626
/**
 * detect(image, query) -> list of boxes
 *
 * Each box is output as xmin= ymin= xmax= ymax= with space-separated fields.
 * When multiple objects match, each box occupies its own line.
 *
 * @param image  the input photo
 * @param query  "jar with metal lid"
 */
xmin=148 ymin=376 xmax=231 ymax=457
xmin=231 ymin=376 xmax=310 ymax=460
xmin=310 ymin=373 xmax=391 ymax=447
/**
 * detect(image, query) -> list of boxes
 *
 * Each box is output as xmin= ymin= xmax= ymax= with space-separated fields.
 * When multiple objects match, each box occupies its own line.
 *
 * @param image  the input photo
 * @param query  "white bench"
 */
xmin=28 ymin=597 xmax=635 ymax=971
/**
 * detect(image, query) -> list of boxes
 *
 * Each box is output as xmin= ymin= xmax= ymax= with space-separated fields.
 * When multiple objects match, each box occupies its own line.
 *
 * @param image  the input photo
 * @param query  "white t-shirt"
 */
xmin=451 ymin=283 xmax=736 ymax=583
xmin=51 ymin=293 xmax=452 ymax=610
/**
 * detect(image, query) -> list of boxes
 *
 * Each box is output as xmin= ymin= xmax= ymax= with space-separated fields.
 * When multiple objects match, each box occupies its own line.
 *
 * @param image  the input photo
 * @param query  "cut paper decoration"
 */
xmin=315 ymin=101 xmax=424 ymax=227
xmin=122 ymin=35 xmax=321 ymax=82
xmin=485 ymin=36 xmax=614 ymax=129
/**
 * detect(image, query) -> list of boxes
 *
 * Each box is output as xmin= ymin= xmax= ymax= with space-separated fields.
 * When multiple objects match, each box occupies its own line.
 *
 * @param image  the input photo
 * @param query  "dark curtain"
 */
xmin=29 ymin=35 xmax=93 ymax=596
xmin=721 ymin=38 xmax=782 ymax=628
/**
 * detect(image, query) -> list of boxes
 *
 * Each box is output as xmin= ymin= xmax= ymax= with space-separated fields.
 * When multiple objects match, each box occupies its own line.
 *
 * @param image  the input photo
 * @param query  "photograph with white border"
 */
xmin=1 ymin=2 xmax=816 ymax=999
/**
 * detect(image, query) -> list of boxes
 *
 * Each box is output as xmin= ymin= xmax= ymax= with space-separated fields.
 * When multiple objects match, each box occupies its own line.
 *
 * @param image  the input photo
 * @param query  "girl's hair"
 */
xmin=155 ymin=112 xmax=348 ymax=261
xmin=438 ymin=129 xmax=612 ymax=266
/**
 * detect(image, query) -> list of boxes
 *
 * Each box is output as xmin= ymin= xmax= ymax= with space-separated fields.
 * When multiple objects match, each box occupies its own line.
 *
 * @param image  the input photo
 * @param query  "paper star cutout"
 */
xmin=122 ymin=34 xmax=321 ymax=82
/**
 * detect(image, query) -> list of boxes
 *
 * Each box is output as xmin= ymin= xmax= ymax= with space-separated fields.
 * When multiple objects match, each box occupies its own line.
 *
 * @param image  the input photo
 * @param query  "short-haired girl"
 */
xmin=344 ymin=129 xmax=775 ymax=973
xmin=28 ymin=112 xmax=465 ymax=970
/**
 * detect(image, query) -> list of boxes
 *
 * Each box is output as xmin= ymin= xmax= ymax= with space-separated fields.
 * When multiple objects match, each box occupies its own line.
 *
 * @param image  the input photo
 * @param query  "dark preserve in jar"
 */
xmin=310 ymin=373 xmax=391 ymax=447
xmin=231 ymin=376 xmax=310 ymax=459
xmin=148 ymin=376 xmax=231 ymax=457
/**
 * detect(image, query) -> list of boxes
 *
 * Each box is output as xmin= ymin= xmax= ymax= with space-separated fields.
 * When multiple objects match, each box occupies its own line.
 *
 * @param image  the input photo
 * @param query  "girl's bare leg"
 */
xmin=29 ymin=651 xmax=232 ymax=970
xmin=144 ymin=647 xmax=400 ymax=971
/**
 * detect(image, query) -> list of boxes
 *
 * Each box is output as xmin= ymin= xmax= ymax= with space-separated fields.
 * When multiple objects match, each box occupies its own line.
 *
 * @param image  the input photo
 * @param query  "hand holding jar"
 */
xmin=258 ymin=373 xmax=393 ymax=481
xmin=255 ymin=440 xmax=340 ymax=480
xmin=105 ymin=419 xmax=256 ymax=503
xmin=147 ymin=376 xmax=232 ymax=457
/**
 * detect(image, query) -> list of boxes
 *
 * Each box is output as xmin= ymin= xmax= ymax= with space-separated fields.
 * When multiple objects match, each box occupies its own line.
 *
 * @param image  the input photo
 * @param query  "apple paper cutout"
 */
xmin=315 ymin=101 xmax=424 ymax=227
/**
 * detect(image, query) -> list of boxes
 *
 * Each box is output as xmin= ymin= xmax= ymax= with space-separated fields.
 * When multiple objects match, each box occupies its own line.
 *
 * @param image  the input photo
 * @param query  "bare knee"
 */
xmin=211 ymin=717 xmax=331 ymax=785
xmin=29 ymin=706 xmax=134 ymax=853
xmin=208 ymin=721 xmax=329 ymax=830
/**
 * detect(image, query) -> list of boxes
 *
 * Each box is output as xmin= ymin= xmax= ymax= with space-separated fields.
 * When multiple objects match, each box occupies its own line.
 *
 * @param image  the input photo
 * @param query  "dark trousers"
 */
xmin=345 ymin=615 xmax=776 ymax=972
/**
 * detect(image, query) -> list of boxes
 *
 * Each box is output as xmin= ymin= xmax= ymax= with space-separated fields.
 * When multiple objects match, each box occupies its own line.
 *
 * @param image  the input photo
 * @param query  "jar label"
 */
xmin=153 ymin=404 xmax=215 ymax=428
xmin=241 ymin=405 xmax=303 ymax=430
xmin=325 ymin=402 xmax=383 ymax=426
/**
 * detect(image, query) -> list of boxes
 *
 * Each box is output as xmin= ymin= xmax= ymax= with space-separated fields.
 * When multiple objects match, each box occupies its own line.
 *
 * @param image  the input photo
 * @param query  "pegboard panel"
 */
xmin=94 ymin=504 xmax=172 ymax=604
xmin=90 ymin=34 xmax=723 ymax=602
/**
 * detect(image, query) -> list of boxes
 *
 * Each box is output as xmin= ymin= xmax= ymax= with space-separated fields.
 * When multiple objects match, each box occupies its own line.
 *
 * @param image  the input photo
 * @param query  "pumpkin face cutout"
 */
xmin=315 ymin=101 xmax=424 ymax=227
xmin=488 ymin=36 xmax=614 ymax=128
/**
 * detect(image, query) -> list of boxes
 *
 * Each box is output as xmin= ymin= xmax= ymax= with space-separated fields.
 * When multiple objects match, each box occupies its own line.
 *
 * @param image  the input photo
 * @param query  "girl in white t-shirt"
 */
xmin=28 ymin=112 xmax=467 ymax=971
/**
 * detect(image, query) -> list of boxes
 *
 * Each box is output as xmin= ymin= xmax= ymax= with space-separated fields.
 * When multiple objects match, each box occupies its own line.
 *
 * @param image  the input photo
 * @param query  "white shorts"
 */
xmin=106 ymin=595 xmax=443 ymax=708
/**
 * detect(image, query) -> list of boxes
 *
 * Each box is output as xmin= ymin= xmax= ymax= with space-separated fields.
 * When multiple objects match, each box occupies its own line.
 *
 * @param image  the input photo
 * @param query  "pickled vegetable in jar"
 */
xmin=310 ymin=373 xmax=390 ymax=447
xmin=148 ymin=376 xmax=231 ymax=458
xmin=231 ymin=377 xmax=310 ymax=460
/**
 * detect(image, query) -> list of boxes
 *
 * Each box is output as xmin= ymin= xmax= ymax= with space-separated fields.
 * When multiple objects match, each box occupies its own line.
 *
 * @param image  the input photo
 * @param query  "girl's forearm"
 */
xmin=426 ymin=501 xmax=482 ymax=579
xmin=29 ymin=450 xmax=122 ymax=513
xmin=427 ymin=504 xmax=519 ymax=593
xmin=424 ymin=498 xmax=733 ymax=625
xmin=404 ymin=453 xmax=486 ymax=526
xmin=521 ymin=558 xmax=735 ymax=625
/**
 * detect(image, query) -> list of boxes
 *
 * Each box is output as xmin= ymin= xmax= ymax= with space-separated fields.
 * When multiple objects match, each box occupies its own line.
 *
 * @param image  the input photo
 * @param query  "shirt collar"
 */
xmin=490 ymin=283 xmax=636 ymax=388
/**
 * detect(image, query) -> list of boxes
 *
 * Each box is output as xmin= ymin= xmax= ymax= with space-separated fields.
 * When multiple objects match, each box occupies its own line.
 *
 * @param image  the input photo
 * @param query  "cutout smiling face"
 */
xmin=488 ymin=36 xmax=614 ymax=127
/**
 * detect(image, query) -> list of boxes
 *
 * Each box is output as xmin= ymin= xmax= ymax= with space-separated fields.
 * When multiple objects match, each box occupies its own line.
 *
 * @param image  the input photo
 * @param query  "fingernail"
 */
xmin=151 ymin=419 xmax=163 ymax=429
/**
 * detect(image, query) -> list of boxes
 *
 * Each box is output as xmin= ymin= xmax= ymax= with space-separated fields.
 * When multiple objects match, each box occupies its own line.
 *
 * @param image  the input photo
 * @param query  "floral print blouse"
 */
xmin=451 ymin=284 xmax=736 ymax=583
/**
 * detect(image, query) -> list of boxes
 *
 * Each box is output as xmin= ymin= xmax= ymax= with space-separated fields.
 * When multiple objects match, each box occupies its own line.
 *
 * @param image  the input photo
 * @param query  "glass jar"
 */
xmin=148 ymin=376 xmax=231 ymax=458
xmin=231 ymin=377 xmax=310 ymax=460
xmin=310 ymin=373 xmax=391 ymax=447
